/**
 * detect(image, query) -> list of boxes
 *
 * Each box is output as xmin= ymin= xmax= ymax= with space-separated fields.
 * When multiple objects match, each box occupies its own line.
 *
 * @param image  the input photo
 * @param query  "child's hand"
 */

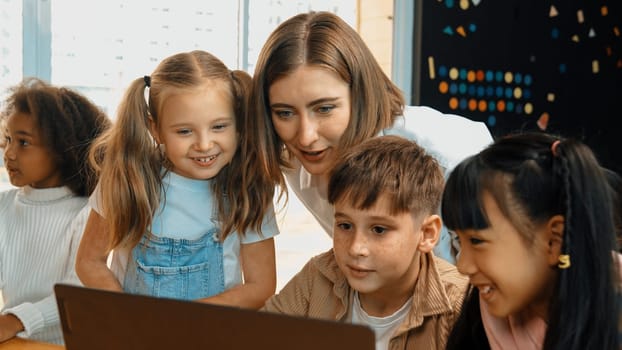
xmin=0 ymin=313 xmax=24 ymax=342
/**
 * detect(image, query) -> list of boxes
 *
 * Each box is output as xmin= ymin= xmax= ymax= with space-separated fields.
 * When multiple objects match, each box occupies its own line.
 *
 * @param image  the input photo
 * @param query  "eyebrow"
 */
xmin=334 ymin=212 xmax=395 ymax=223
xmin=167 ymin=116 xmax=235 ymax=128
xmin=334 ymin=212 xmax=349 ymax=219
xmin=270 ymin=96 xmax=341 ymax=109
xmin=12 ymin=130 xmax=34 ymax=137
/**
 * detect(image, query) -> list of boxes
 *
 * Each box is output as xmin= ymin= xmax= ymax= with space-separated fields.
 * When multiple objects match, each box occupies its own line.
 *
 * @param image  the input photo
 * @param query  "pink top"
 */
xmin=480 ymin=296 xmax=546 ymax=350
xmin=480 ymin=252 xmax=622 ymax=349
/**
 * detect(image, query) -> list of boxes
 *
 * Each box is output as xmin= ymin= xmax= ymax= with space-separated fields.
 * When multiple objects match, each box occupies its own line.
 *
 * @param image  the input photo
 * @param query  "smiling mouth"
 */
xmin=301 ymin=149 xmax=324 ymax=156
xmin=479 ymin=285 xmax=494 ymax=295
xmin=298 ymin=149 xmax=329 ymax=163
xmin=192 ymin=154 xmax=217 ymax=163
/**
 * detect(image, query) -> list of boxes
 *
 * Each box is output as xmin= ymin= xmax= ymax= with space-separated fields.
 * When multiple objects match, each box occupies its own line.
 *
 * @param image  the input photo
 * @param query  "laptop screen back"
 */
xmin=54 ymin=284 xmax=375 ymax=350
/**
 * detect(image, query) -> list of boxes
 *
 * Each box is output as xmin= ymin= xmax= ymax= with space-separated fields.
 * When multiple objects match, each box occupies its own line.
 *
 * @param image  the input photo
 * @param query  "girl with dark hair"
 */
xmin=442 ymin=132 xmax=620 ymax=349
xmin=0 ymin=77 xmax=110 ymax=344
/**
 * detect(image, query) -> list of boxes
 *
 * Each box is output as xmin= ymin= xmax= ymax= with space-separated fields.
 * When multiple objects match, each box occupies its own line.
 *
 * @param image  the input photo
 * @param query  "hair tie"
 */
xmin=551 ymin=140 xmax=561 ymax=156
xmin=144 ymin=75 xmax=151 ymax=88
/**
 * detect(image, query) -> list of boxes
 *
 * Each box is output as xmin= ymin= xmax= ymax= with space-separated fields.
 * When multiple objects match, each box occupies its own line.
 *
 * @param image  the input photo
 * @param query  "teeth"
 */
xmin=195 ymin=155 xmax=216 ymax=163
xmin=480 ymin=285 xmax=492 ymax=294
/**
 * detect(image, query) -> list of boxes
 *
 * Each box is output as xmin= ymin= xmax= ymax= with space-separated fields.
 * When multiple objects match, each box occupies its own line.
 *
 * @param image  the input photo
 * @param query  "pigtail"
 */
xmin=90 ymin=77 xmax=161 ymax=249
xmin=214 ymin=69 xmax=279 ymax=239
xmin=544 ymin=139 xmax=619 ymax=350
xmin=603 ymin=168 xmax=622 ymax=251
xmin=230 ymin=70 xmax=251 ymax=123
xmin=443 ymin=132 xmax=619 ymax=349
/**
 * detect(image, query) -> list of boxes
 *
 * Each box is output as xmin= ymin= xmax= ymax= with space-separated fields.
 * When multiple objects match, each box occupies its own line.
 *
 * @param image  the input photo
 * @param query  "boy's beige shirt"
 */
xmin=262 ymin=249 xmax=469 ymax=349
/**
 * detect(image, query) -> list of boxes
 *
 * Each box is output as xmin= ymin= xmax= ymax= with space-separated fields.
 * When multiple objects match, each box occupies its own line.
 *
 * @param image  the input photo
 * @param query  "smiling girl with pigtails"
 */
xmin=76 ymin=50 xmax=280 ymax=309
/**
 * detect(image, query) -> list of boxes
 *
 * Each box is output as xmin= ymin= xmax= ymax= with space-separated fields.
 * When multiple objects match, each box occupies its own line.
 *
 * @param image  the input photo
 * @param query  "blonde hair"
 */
xmin=90 ymin=50 xmax=273 ymax=248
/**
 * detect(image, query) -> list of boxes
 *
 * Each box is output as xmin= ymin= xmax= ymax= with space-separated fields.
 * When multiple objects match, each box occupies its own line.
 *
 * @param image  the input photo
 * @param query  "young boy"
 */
xmin=262 ymin=135 xmax=468 ymax=349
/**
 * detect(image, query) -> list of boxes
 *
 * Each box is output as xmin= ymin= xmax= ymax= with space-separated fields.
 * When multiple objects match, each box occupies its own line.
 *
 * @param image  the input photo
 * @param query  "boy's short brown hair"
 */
xmin=328 ymin=135 xmax=444 ymax=217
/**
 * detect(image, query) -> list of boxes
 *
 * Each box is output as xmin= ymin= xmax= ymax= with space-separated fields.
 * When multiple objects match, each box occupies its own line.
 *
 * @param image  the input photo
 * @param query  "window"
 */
xmin=0 ymin=0 xmax=357 ymax=191
xmin=0 ymin=0 xmax=22 ymax=98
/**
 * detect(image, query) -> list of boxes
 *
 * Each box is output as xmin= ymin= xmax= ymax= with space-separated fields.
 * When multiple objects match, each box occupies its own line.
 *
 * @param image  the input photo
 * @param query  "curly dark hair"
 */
xmin=1 ymin=77 xmax=111 ymax=196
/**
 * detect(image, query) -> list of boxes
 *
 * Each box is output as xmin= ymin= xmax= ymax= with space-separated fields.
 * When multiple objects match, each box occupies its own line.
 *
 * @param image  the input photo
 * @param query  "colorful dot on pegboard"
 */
xmin=478 ymin=100 xmax=487 ymax=112
xmin=439 ymin=81 xmax=449 ymax=94
xmin=487 ymin=115 xmax=496 ymax=126
xmin=497 ymin=100 xmax=506 ymax=112
xmin=449 ymin=97 xmax=459 ymax=110
xmin=552 ymin=28 xmax=560 ymax=39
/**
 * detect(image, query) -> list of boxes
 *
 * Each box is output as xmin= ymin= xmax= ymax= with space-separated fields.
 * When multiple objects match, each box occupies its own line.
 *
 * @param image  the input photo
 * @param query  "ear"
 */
xmin=418 ymin=214 xmax=442 ymax=253
xmin=545 ymin=214 xmax=565 ymax=266
xmin=148 ymin=117 xmax=160 ymax=144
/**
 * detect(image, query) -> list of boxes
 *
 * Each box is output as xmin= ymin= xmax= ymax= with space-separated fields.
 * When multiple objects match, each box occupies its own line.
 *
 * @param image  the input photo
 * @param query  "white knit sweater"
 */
xmin=0 ymin=186 xmax=89 ymax=344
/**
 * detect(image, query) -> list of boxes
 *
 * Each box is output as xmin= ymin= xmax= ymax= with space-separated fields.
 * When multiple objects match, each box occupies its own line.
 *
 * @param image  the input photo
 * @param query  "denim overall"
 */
xmin=123 ymin=227 xmax=225 ymax=300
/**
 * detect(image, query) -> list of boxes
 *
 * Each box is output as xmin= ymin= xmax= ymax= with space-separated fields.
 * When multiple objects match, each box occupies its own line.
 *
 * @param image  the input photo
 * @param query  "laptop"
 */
xmin=54 ymin=284 xmax=375 ymax=350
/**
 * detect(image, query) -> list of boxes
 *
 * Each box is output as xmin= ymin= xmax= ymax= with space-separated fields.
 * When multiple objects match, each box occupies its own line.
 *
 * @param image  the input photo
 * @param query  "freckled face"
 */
xmin=269 ymin=65 xmax=351 ymax=178
xmin=2 ymin=112 xmax=62 ymax=188
xmin=333 ymin=194 xmax=423 ymax=308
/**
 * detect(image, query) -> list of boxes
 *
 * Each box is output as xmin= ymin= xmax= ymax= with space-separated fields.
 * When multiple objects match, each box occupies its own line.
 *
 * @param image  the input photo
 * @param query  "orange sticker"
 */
xmin=457 ymin=26 xmax=466 ymax=37
xmin=449 ymin=97 xmax=459 ymax=110
xmin=467 ymin=70 xmax=476 ymax=82
xmin=537 ymin=113 xmax=550 ymax=130
xmin=439 ymin=81 xmax=449 ymax=94
xmin=468 ymin=99 xmax=477 ymax=111
xmin=476 ymin=70 xmax=485 ymax=81
xmin=497 ymin=100 xmax=506 ymax=112
xmin=478 ymin=100 xmax=487 ymax=112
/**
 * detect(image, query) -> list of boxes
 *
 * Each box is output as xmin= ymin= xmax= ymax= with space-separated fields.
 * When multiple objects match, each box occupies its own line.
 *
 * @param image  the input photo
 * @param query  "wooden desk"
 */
xmin=0 ymin=338 xmax=64 ymax=350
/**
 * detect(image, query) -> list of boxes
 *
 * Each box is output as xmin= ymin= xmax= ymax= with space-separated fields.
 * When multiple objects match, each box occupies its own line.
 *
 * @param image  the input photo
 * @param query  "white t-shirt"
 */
xmin=284 ymin=105 xmax=493 ymax=263
xmin=351 ymin=292 xmax=413 ymax=350
xmin=90 ymin=171 xmax=279 ymax=290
